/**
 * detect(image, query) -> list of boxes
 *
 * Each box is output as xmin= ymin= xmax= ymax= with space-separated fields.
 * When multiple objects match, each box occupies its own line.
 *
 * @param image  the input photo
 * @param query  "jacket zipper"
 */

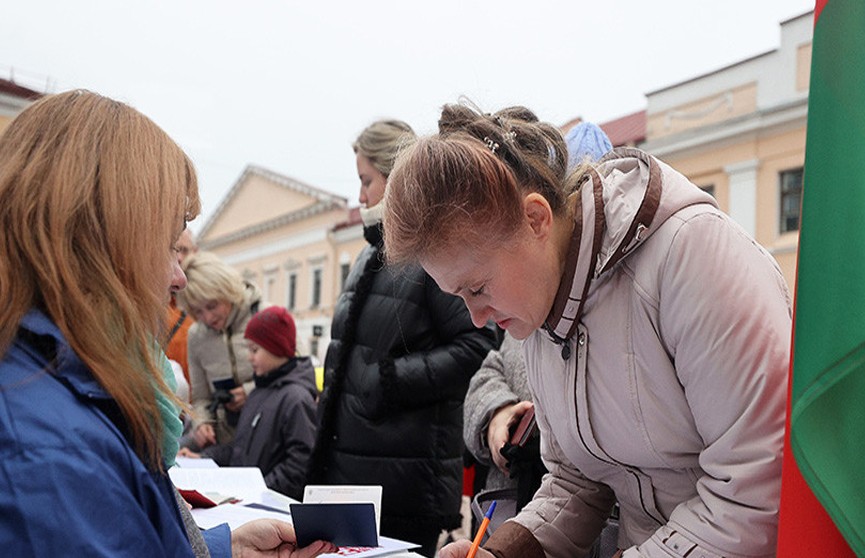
xmin=570 ymin=329 xmax=665 ymax=527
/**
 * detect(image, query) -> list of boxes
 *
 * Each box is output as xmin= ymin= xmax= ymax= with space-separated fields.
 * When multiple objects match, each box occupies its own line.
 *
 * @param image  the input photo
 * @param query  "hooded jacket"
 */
xmin=204 ymin=357 xmax=318 ymax=500
xmin=486 ymin=148 xmax=792 ymax=558
xmin=464 ymin=333 xmax=536 ymax=493
xmin=187 ymin=281 xmax=264 ymax=444
xmin=0 ymin=310 xmax=231 ymax=557
xmin=308 ymin=222 xmax=498 ymax=535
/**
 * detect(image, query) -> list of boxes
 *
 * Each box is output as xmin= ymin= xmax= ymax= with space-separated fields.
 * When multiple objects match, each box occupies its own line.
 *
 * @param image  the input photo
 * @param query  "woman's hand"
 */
xmin=438 ymin=539 xmax=494 ymax=558
xmin=231 ymin=519 xmax=337 ymax=558
xmin=225 ymin=386 xmax=248 ymax=412
xmin=487 ymin=400 xmax=534 ymax=474
xmin=177 ymin=447 xmax=201 ymax=458
xmin=193 ymin=423 xmax=216 ymax=448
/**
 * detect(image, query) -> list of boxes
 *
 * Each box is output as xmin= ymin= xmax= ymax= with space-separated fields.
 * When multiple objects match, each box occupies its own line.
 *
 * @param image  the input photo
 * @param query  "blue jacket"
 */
xmin=0 ymin=310 xmax=229 ymax=557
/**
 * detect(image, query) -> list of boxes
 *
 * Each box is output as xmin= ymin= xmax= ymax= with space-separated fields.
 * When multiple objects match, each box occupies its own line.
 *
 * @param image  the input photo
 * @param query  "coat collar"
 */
xmin=18 ymin=309 xmax=109 ymax=399
xmin=542 ymin=148 xmax=663 ymax=347
xmin=223 ymin=281 xmax=263 ymax=334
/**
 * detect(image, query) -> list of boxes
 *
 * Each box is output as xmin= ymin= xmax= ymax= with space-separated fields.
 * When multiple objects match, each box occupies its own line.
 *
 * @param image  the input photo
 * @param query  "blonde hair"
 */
xmin=0 ymin=90 xmax=200 ymax=470
xmin=353 ymin=119 xmax=416 ymax=177
xmin=176 ymin=251 xmax=246 ymax=312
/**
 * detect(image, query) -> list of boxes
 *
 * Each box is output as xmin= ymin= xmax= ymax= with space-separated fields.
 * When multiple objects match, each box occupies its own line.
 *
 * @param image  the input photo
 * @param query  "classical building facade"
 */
xmin=199 ymin=11 xmax=811 ymax=362
xmin=197 ymin=165 xmax=364 ymax=364
xmin=639 ymin=12 xmax=811 ymax=287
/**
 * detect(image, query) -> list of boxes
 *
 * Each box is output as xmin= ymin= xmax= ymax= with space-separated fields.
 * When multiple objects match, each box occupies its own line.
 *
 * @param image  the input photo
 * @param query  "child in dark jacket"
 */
xmin=181 ymin=306 xmax=317 ymax=500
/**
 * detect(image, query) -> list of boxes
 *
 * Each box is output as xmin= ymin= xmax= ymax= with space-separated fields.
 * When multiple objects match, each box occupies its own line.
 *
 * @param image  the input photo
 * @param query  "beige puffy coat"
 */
xmin=187 ymin=281 xmax=267 ymax=444
xmin=489 ymin=149 xmax=792 ymax=558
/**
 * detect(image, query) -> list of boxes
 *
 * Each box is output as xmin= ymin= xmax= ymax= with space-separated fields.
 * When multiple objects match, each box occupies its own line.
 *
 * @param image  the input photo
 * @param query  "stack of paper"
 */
xmin=169 ymin=466 xmax=269 ymax=507
xmin=169 ymin=470 xmax=419 ymax=557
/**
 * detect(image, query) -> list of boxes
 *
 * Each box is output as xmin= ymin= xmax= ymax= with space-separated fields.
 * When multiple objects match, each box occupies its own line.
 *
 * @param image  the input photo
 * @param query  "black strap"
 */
xmin=165 ymin=311 xmax=187 ymax=345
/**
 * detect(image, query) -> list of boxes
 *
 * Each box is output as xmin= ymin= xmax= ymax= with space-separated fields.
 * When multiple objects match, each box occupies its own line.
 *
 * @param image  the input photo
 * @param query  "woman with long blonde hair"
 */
xmin=0 ymin=90 xmax=335 ymax=558
xmin=307 ymin=118 xmax=498 ymax=557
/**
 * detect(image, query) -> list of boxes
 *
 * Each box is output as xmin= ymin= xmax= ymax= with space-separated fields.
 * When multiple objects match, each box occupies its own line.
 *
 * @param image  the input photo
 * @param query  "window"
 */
xmin=287 ymin=273 xmax=297 ymax=311
xmin=340 ymin=262 xmax=351 ymax=292
xmin=263 ymin=273 xmax=277 ymax=302
xmin=311 ymin=268 xmax=322 ymax=308
xmin=779 ymin=167 xmax=803 ymax=233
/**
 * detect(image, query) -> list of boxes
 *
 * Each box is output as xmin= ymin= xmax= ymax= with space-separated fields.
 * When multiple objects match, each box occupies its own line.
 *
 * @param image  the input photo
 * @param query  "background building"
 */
xmin=197 ymin=165 xmax=363 ymax=364
xmin=199 ymin=11 xmax=811 ymax=363
xmin=639 ymin=11 xmax=810 ymax=287
xmin=0 ymin=77 xmax=42 ymax=133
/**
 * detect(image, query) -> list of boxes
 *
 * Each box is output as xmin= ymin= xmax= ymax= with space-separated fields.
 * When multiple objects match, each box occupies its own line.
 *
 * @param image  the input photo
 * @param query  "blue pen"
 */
xmin=467 ymin=500 xmax=497 ymax=558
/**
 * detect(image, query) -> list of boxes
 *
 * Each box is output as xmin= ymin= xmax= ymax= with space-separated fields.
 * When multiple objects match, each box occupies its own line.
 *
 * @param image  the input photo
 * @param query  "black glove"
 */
xmin=500 ymin=436 xmax=546 ymax=511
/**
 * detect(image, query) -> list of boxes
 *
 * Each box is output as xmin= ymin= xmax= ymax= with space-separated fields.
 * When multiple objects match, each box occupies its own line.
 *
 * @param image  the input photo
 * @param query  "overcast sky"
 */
xmin=2 ymin=1 xmax=813 ymax=232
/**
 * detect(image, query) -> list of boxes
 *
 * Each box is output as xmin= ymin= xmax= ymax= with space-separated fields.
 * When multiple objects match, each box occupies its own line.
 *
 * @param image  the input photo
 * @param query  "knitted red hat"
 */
xmin=244 ymin=306 xmax=296 ymax=358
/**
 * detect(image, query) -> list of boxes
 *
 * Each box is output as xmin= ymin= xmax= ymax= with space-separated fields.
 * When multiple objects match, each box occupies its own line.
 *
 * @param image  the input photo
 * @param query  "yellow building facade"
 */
xmin=197 ymin=165 xmax=366 ymax=364
xmin=640 ymin=12 xmax=811 ymax=288
xmin=199 ymin=11 xmax=811 ymax=363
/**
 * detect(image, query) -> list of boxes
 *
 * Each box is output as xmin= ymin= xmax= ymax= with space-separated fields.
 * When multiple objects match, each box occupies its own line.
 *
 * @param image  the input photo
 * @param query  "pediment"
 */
xmin=198 ymin=165 xmax=346 ymax=243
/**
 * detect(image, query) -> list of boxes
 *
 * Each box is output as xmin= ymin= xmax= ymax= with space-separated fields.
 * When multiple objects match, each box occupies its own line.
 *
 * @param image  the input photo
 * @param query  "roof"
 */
xmin=598 ymin=110 xmax=646 ymax=147
xmin=334 ymin=206 xmax=362 ymax=231
xmin=560 ymin=110 xmax=647 ymax=148
xmin=0 ymin=77 xmax=43 ymax=100
xmin=559 ymin=116 xmax=583 ymax=135
xmin=197 ymin=164 xmax=347 ymax=240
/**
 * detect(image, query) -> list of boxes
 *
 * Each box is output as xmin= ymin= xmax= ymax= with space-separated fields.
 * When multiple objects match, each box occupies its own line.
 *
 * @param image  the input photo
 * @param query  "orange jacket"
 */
xmin=166 ymin=298 xmax=194 ymax=390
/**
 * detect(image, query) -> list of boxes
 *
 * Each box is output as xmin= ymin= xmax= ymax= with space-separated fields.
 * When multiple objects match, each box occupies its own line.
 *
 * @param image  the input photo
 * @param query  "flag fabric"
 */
xmin=776 ymin=0 xmax=865 ymax=555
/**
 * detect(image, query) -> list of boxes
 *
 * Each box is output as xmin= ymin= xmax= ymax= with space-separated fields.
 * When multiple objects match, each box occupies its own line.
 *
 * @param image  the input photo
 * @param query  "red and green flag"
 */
xmin=776 ymin=0 xmax=865 ymax=555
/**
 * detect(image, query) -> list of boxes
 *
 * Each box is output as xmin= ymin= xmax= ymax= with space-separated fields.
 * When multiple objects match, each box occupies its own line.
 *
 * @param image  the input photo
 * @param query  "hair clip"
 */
xmin=502 ymin=130 xmax=517 ymax=143
xmin=483 ymin=136 xmax=500 ymax=154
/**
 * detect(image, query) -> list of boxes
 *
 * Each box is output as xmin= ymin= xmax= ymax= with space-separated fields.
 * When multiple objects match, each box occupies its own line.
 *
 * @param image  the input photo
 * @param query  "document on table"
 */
xmin=192 ymin=501 xmax=291 ymax=530
xmin=174 ymin=456 xmax=219 ymax=469
xmin=183 ymin=478 xmax=418 ymax=558
xmin=193 ymin=502 xmax=419 ymax=557
xmin=169 ymin=466 xmax=268 ymax=505
xmin=317 ymin=536 xmax=420 ymax=557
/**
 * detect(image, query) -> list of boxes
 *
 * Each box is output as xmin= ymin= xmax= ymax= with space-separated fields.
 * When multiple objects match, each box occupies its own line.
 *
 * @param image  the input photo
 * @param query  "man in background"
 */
xmin=166 ymin=229 xmax=198 ymax=389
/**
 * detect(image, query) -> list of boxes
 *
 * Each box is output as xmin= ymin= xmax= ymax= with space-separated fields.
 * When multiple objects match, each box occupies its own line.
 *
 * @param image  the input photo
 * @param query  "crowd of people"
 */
xmin=0 ymin=90 xmax=793 ymax=558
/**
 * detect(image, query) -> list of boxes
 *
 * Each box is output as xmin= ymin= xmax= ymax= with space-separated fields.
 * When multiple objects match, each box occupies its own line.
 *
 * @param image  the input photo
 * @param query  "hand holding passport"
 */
xmin=291 ymin=485 xmax=385 ymax=549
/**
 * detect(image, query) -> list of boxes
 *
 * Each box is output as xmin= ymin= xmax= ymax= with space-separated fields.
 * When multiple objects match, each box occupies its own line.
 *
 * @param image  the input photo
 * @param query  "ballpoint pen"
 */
xmin=467 ymin=500 xmax=497 ymax=558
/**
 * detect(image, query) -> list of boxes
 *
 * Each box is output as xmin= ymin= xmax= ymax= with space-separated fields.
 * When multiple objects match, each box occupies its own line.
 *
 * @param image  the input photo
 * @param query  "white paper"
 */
xmin=192 ymin=501 xmax=292 ymax=530
xmin=173 ymin=456 xmax=219 ymax=469
xmin=169 ymin=466 xmax=268 ymax=504
xmin=193 ymin=502 xmax=420 ymax=558
xmin=258 ymin=489 xmax=298 ymax=513
xmin=318 ymin=536 xmax=420 ymax=558
xmin=303 ymin=485 xmax=383 ymax=534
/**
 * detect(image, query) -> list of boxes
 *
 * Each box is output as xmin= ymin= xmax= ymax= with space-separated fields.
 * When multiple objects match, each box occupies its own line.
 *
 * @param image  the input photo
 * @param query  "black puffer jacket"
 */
xmin=308 ymin=225 xmax=498 ymax=534
xmin=205 ymin=357 xmax=317 ymax=500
